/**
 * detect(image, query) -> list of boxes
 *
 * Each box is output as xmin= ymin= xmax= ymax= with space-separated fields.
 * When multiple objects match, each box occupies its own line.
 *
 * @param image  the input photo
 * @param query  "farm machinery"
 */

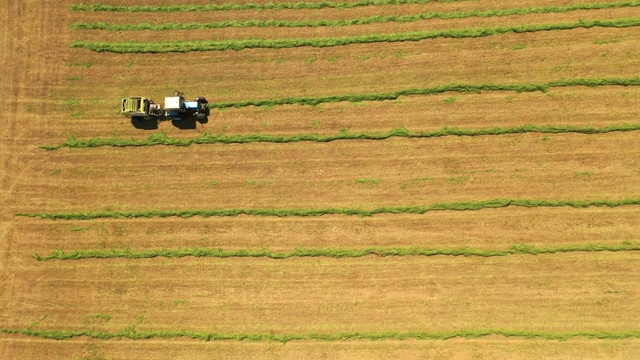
xmin=121 ymin=91 xmax=209 ymax=128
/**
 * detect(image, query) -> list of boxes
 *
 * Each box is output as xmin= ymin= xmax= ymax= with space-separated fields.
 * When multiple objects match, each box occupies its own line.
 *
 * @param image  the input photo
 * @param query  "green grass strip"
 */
xmin=70 ymin=0 xmax=466 ymax=12
xmin=70 ymin=17 xmax=640 ymax=53
xmin=32 ymin=242 xmax=640 ymax=261
xmin=40 ymin=124 xmax=640 ymax=150
xmin=210 ymin=77 xmax=640 ymax=109
xmin=15 ymin=199 xmax=640 ymax=220
xmin=2 ymin=327 xmax=640 ymax=342
xmin=69 ymin=1 xmax=640 ymax=31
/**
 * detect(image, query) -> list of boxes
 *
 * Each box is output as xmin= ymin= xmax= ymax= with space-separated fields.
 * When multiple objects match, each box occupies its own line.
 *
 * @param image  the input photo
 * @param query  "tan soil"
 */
xmin=3 ymin=335 xmax=640 ymax=360
xmin=3 ymin=253 xmax=640 ymax=334
xmin=10 ymin=132 xmax=640 ymax=214
xmin=13 ymin=206 xmax=640 ymax=255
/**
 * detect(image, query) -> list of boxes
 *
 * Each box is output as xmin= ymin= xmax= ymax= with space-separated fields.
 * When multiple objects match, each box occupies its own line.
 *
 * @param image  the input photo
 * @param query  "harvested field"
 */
xmin=2 ymin=0 xmax=640 ymax=358
xmin=3 ymin=336 xmax=640 ymax=359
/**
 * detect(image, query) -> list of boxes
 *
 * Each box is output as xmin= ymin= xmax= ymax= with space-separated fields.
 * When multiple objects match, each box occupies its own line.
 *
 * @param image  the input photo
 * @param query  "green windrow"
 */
xmin=206 ymin=78 xmax=640 ymax=108
xmin=33 ymin=242 xmax=640 ymax=261
xmin=70 ymin=18 xmax=640 ymax=53
xmin=70 ymin=0 xmax=467 ymax=12
xmin=40 ymin=124 xmax=640 ymax=150
xmin=69 ymin=1 xmax=640 ymax=30
xmin=16 ymin=199 xmax=640 ymax=220
xmin=2 ymin=327 xmax=640 ymax=342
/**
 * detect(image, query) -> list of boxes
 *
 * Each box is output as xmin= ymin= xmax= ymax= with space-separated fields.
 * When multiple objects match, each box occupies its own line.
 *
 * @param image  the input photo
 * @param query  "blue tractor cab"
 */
xmin=164 ymin=91 xmax=209 ymax=121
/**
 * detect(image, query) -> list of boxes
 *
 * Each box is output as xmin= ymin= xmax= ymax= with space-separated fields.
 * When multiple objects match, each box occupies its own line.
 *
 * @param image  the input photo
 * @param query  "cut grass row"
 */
xmin=70 ymin=0 xmax=466 ymax=12
xmin=3 ymin=327 xmax=640 ymax=342
xmin=70 ymin=17 xmax=640 ymax=53
xmin=40 ymin=124 xmax=640 ymax=150
xmin=69 ymin=1 xmax=640 ymax=31
xmin=16 ymin=199 xmax=640 ymax=220
xmin=32 ymin=242 xmax=640 ymax=261
xmin=209 ymin=77 xmax=640 ymax=109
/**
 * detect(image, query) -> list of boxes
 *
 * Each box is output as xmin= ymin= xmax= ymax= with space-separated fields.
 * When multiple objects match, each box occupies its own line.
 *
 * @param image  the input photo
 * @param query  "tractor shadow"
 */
xmin=131 ymin=118 xmax=158 ymax=130
xmin=170 ymin=114 xmax=209 ymax=130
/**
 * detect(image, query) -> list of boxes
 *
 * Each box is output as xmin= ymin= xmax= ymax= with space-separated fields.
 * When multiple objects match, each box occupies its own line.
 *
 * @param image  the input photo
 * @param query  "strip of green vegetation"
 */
xmin=71 ymin=18 xmax=640 ymax=53
xmin=208 ymin=77 xmax=640 ymax=108
xmin=69 ymin=2 xmax=640 ymax=31
xmin=15 ymin=199 xmax=640 ymax=220
xmin=40 ymin=124 xmax=640 ymax=150
xmin=70 ymin=0 xmax=466 ymax=12
xmin=2 ymin=327 xmax=640 ymax=342
xmin=32 ymin=242 xmax=640 ymax=261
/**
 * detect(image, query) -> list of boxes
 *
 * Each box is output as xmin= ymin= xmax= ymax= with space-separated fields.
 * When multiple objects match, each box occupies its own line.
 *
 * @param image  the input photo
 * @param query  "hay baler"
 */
xmin=120 ymin=97 xmax=163 ymax=121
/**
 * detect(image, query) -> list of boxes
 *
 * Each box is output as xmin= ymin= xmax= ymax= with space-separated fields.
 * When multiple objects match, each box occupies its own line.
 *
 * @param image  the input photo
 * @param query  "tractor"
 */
xmin=121 ymin=91 xmax=209 ymax=129
xmin=163 ymin=91 xmax=209 ymax=122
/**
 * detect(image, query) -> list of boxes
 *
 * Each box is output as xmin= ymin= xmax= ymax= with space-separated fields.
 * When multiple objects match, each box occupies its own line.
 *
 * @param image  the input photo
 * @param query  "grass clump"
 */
xmin=16 ymin=198 xmax=640 ymax=220
xmin=32 ymin=242 xmax=640 ymax=261
xmin=70 ymin=17 xmax=640 ymax=53
xmin=355 ymin=178 xmax=380 ymax=184
xmin=90 ymin=313 xmax=112 ymax=322
xmin=69 ymin=2 xmax=640 ymax=31
xmin=41 ymin=123 xmax=640 ymax=150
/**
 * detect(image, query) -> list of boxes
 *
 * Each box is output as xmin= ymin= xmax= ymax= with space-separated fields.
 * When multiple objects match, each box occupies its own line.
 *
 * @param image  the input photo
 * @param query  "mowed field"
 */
xmin=2 ymin=0 xmax=640 ymax=358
